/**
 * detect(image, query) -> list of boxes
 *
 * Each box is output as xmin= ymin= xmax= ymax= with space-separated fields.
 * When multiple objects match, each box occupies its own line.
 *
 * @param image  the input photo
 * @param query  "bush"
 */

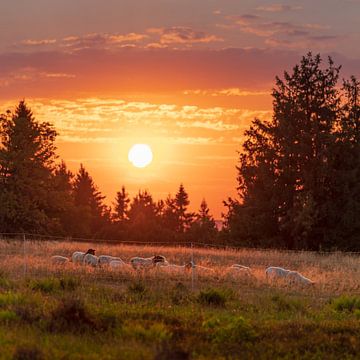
xmin=28 ymin=279 xmax=58 ymax=293
xmin=59 ymin=276 xmax=79 ymax=291
xmin=197 ymin=288 xmax=227 ymax=307
xmin=48 ymin=298 xmax=97 ymax=333
xmin=0 ymin=310 xmax=18 ymax=324
xmin=332 ymin=295 xmax=360 ymax=313
xmin=13 ymin=345 xmax=44 ymax=360
xmin=171 ymin=282 xmax=190 ymax=305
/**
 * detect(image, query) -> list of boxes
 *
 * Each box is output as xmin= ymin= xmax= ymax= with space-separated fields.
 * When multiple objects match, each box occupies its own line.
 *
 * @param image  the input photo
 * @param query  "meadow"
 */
xmin=1 ymin=239 xmax=360 ymax=359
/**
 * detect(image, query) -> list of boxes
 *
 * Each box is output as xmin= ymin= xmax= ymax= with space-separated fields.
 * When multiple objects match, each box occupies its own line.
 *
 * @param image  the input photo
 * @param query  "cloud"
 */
xmin=148 ymin=26 xmax=223 ymax=45
xmin=176 ymin=120 xmax=239 ymax=131
xmin=61 ymin=32 xmax=148 ymax=51
xmin=21 ymin=39 xmax=57 ymax=46
xmin=256 ymin=4 xmax=302 ymax=12
xmin=226 ymin=13 xmax=339 ymax=50
xmin=184 ymin=88 xmax=269 ymax=97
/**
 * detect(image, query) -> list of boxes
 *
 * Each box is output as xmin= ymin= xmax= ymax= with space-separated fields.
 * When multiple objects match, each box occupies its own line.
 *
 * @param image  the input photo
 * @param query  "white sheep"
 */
xmin=265 ymin=266 xmax=290 ymax=278
xmin=83 ymin=253 xmax=99 ymax=267
xmin=186 ymin=261 xmax=215 ymax=273
xmin=51 ymin=255 xmax=69 ymax=265
xmin=98 ymin=255 xmax=124 ymax=266
xmin=286 ymin=271 xmax=315 ymax=285
xmin=228 ymin=264 xmax=253 ymax=277
xmin=109 ymin=260 xmax=127 ymax=269
xmin=71 ymin=249 xmax=96 ymax=264
xmin=155 ymin=263 xmax=187 ymax=272
xmin=130 ymin=255 xmax=167 ymax=270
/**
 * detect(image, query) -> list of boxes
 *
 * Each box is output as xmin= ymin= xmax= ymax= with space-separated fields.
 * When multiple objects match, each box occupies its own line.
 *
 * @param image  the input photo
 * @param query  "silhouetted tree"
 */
xmin=174 ymin=184 xmax=194 ymax=232
xmin=225 ymin=53 xmax=360 ymax=250
xmin=113 ymin=186 xmax=130 ymax=222
xmin=0 ymin=101 xmax=58 ymax=233
xmin=189 ymin=199 xmax=217 ymax=243
xmin=73 ymin=164 xmax=110 ymax=237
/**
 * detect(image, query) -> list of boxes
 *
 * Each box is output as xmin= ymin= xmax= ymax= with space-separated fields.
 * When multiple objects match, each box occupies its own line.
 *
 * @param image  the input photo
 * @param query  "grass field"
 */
xmin=1 ymin=240 xmax=360 ymax=359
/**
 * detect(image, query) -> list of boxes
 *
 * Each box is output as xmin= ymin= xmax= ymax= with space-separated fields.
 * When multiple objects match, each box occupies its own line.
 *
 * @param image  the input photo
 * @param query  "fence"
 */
xmin=1 ymin=232 xmax=360 ymax=291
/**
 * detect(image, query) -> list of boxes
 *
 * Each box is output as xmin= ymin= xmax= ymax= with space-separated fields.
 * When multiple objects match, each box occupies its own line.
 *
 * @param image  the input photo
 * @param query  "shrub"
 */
xmin=13 ymin=345 xmax=44 ymax=360
xmin=28 ymin=279 xmax=59 ymax=293
xmin=271 ymin=294 xmax=304 ymax=312
xmin=59 ymin=276 xmax=79 ymax=291
xmin=0 ymin=310 xmax=18 ymax=324
xmin=332 ymin=295 xmax=360 ymax=313
xmin=48 ymin=298 xmax=97 ymax=333
xmin=197 ymin=288 xmax=227 ymax=307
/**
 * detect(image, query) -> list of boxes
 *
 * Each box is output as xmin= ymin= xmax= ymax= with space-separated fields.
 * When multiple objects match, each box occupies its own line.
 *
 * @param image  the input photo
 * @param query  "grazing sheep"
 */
xmin=185 ymin=261 xmax=215 ymax=273
xmin=286 ymin=271 xmax=315 ymax=285
xmin=83 ymin=253 xmax=99 ymax=267
xmin=130 ymin=255 xmax=167 ymax=269
xmin=155 ymin=263 xmax=188 ymax=272
xmin=265 ymin=266 xmax=290 ymax=278
xmin=98 ymin=255 xmax=124 ymax=266
xmin=51 ymin=255 xmax=69 ymax=265
xmin=71 ymin=249 xmax=96 ymax=264
xmin=109 ymin=260 xmax=127 ymax=269
xmin=228 ymin=264 xmax=253 ymax=277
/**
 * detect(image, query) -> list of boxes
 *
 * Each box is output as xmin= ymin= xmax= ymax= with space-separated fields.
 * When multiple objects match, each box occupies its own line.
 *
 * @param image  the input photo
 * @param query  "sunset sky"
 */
xmin=1 ymin=0 xmax=360 ymax=218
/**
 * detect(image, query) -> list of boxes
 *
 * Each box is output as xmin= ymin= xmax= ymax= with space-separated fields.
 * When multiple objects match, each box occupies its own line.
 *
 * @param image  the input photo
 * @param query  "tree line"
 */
xmin=0 ymin=103 xmax=217 ymax=243
xmin=1 ymin=53 xmax=360 ymax=250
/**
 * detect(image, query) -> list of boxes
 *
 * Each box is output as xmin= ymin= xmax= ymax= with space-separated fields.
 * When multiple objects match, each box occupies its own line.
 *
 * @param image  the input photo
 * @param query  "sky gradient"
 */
xmin=1 ymin=0 xmax=359 ymax=218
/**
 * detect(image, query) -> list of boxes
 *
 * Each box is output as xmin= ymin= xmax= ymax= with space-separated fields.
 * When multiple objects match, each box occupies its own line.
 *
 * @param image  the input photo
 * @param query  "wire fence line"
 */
xmin=1 ymin=232 xmax=360 ymax=255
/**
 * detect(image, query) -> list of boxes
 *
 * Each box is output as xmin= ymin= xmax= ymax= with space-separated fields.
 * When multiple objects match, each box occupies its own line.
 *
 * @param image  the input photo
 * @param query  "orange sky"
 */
xmin=1 ymin=1 xmax=360 ymax=218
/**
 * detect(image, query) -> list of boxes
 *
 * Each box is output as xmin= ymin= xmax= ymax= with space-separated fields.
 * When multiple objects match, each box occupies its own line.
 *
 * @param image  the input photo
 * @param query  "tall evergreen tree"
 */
xmin=73 ymin=164 xmax=109 ymax=237
xmin=113 ymin=186 xmax=130 ymax=222
xmin=174 ymin=183 xmax=194 ymax=232
xmin=189 ymin=199 xmax=217 ymax=243
xmin=0 ymin=101 xmax=58 ymax=233
xmin=225 ymin=53 xmax=360 ymax=250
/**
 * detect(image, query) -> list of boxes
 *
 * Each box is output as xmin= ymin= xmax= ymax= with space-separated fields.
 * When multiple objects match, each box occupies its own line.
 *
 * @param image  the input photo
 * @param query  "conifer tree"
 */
xmin=0 ymin=101 xmax=58 ymax=232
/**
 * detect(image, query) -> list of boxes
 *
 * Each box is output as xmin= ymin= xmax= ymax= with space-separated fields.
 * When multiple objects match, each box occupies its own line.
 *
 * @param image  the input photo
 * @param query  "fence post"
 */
xmin=23 ymin=233 xmax=27 ymax=277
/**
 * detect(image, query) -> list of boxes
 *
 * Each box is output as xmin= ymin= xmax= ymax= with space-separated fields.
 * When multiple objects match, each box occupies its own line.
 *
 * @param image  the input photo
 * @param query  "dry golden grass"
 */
xmin=1 ymin=239 xmax=360 ymax=299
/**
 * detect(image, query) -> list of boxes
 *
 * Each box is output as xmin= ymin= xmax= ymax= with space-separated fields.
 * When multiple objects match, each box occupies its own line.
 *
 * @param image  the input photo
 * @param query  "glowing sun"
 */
xmin=128 ymin=144 xmax=153 ymax=168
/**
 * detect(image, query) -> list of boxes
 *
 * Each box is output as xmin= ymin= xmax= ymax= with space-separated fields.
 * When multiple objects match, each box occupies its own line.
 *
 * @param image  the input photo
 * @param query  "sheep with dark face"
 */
xmin=72 ymin=249 xmax=96 ymax=264
xmin=130 ymin=255 xmax=167 ymax=269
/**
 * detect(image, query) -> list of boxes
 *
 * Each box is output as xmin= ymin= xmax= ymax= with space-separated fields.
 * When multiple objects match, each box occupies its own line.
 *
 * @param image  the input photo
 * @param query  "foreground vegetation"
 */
xmin=1 ymin=241 xmax=360 ymax=359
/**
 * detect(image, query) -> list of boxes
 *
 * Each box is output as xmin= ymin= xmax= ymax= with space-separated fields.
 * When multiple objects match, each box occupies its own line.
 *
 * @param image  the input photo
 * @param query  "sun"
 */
xmin=128 ymin=144 xmax=153 ymax=168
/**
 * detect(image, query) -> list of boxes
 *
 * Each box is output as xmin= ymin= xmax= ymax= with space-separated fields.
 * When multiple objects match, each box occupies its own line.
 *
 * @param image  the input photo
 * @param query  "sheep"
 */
xmin=286 ymin=271 xmax=315 ymax=285
xmin=109 ymin=260 xmax=127 ymax=269
xmin=228 ymin=264 xmax=253 ymax=277
xmin=185 ymin=261 xmax=215 ymax=273
xmin=51 ymin=255 xmax=69 ymax=265
xmin=83 ymin=253 xmax=99 ymax=267
xmin=98 ymin=255 xmax=124 ymax=266
xmin=71 ymin=249 xmax=96 ymax=264
xmin=130 ymin=255 xmax=167 ymax=270
xmin=265 ymin=266 xmax=290 ymax=278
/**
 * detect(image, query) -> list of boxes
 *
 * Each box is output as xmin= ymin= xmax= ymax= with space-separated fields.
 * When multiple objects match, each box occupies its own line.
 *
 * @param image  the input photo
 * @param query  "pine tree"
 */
xmin=189 ymin=199 xmax=217 ymax=243
xmin=226 ymin=53 xmax=360 ymax=250
xmin=73 ymin=164 xmax=109 ymax=237
xmin=113 ymin=186 xmax=130 ymax=222
xmin=0 ymin=101 xmax=58 ymax=233
xmin=174 ymin=183 xmax=194 ymax=232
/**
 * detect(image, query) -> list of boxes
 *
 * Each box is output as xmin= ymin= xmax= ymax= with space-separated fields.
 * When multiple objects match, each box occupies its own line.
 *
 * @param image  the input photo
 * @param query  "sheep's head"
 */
xmin=86 ymin=249 xmax=96 ymax=255
xmin=152 ymin=255 xmax=166 ymax=264
xmin=185 ymin=262 xmax=194 ymax=270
